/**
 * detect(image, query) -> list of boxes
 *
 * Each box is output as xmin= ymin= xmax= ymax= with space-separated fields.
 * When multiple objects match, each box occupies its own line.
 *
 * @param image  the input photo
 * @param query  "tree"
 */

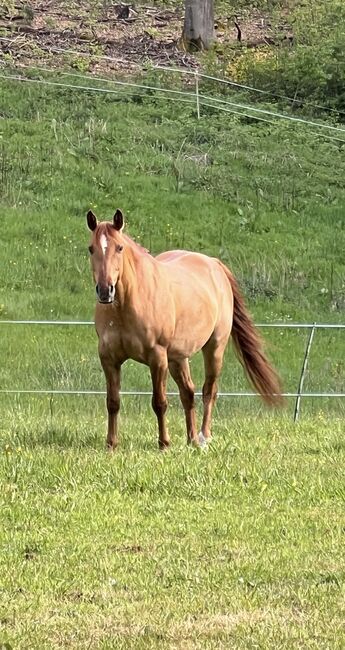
xmin=182 ymin=0 xmax=214 ymax=52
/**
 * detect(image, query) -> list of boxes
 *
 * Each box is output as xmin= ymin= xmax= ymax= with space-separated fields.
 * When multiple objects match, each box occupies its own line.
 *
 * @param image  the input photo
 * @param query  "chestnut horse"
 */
xmin=87 ymin=209 xmax=282 ymax=450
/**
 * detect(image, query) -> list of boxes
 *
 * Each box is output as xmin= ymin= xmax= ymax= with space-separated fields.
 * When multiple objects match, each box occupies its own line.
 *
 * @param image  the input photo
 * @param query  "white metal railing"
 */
xmin=0 ymin=320 xmax=344 ymax=328
xmin=0 ymin=320 xmax=344 ymax=420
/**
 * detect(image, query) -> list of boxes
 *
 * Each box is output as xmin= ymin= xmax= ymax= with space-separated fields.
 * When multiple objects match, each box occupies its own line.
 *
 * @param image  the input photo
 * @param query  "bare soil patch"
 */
xmin=0 ymin=1 xmax=286 ymax=76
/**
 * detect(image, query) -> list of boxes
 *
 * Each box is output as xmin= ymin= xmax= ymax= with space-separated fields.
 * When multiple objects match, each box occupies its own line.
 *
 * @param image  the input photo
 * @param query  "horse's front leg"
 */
xmin=149 ymin=349 xmax=170 ymax=450
xmin=100 ymin=357 xmax=121 ymax=451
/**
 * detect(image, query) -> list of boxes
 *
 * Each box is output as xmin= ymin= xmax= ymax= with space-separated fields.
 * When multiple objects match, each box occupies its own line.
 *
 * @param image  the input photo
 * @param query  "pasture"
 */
xmin=1 ymin=406 xmax=345 ymax=649
xmin=0 ymin=71 xmax=344 ymax=647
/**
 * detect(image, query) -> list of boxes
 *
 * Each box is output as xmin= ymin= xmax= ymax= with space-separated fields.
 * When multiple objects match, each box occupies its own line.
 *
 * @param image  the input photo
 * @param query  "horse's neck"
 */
xmin=118 ymin=243 xmax=156 ymax=306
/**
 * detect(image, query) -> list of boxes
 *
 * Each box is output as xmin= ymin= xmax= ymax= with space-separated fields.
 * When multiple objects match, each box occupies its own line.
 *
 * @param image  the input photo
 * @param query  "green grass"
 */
xmin=0 ymin=65 xmax=344 ymax=648
xmin=1 ymin=408 xmax=344 ymax=649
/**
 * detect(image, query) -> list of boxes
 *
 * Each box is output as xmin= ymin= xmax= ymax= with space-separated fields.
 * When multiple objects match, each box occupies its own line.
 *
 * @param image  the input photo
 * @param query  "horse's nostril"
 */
xmin=110 ymin=285 xmax=114 ymax=293
xmin=96 ymin=284 xmax=99 ymax=295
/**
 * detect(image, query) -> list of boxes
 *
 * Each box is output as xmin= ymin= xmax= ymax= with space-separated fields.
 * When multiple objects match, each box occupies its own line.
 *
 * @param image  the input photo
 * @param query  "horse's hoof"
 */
xmin=106 ymin=442 xmax=118 ymax=453
xmin=198 ymin=432 xmax=211 ymax=448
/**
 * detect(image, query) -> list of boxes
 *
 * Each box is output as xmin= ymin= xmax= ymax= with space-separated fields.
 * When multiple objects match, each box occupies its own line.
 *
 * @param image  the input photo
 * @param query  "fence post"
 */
xmin=195 ymin=72 xmax=200 ymax=119
xmin=294 ymin=322 xmax=316 ymax=422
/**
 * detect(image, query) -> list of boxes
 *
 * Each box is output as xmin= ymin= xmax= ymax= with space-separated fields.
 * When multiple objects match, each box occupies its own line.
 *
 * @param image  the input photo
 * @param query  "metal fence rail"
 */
xmin=0 ymin=320 xmax=344 ymax=420
xmin=0 ymin=389 xmax=344 ymax=398
xmin=0 ymin=320 xmax=344 ymax=328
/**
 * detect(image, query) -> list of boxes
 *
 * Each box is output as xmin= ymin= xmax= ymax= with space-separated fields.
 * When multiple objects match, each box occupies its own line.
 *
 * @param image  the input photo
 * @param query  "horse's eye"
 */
xmin=88 ymin=245 xmax=94 ymax=254
xmin=116 ymin=245 xmax=124 ymax=253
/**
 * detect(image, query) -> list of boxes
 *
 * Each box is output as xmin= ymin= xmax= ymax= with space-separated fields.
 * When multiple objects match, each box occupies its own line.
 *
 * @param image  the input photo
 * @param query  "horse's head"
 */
xmin=86 ymin=209 xmax=125 ymax=304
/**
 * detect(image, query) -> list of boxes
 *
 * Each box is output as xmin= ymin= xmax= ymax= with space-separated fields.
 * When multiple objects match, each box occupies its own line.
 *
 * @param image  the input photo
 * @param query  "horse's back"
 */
xmin=157 ymin=250 xmax=231 ymax=300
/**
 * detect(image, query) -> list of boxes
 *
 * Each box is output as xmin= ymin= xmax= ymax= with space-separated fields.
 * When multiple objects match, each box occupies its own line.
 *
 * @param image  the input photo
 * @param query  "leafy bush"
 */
xmin=223 ymin=0 xmax=345 ymax=117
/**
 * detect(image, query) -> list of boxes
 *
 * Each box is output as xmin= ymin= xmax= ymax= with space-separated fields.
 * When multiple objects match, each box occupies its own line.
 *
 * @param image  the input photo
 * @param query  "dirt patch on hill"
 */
xmin=0 ymin=1 xmax=287 ymax=76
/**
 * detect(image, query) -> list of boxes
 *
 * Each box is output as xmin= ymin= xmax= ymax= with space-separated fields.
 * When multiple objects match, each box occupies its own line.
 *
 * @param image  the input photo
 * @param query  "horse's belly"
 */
xmin=168 ymin=336 xmax=209 ymax=360
xmin=168 ymin=310 xmax=215 ymax=359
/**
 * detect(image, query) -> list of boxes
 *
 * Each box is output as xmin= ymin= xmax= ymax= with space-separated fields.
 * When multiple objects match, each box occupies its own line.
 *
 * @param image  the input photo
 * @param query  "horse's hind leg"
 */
xmin=200 ymin=339 xmax=227 ymax=442
xmin=169 ymin=359 xmax=198 ymax=446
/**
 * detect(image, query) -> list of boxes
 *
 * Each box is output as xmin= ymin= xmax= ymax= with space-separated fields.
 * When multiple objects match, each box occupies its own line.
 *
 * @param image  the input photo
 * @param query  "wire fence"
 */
xmin=1 ymin=35 xmax=345 ymax=118
xmin=2 ymin=71 xmax=345 ymax=143
xmin=0 ymin=320 xmax=344 ymax=420
xmin=1 ymin=40 xmax=345 ymax=142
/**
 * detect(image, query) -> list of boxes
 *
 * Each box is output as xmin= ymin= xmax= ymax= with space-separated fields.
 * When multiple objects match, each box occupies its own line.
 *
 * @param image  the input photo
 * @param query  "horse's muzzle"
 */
xmin=96 ymin=283 xmax=115 ymax=304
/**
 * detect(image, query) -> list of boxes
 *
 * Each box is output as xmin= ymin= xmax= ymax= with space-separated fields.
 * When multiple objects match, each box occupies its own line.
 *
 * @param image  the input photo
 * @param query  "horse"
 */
xmin=86 ymin=208 xmax=283 ymax=450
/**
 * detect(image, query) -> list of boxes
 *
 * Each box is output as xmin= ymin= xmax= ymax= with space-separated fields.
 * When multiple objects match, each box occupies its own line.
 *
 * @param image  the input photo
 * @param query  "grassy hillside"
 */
xmin=1 ymin=0 xmax=344 ymax=118
xmin=1 ymin=76 xmax=344 ymax=321
xmin=0 ymin=73 xmax=344 ymax=417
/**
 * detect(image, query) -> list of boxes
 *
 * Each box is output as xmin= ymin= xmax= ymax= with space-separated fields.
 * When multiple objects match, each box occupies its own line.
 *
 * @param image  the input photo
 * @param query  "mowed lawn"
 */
xmin=0 ymin=403 xmax=344 ymax=649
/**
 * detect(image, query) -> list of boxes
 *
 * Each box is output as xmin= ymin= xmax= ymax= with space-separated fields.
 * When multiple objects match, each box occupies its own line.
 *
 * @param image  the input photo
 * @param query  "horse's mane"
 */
xmin=95 ymin=222 xmax=151 ymax=257
xmin=123 ymin=233 xmax=151 ymax=257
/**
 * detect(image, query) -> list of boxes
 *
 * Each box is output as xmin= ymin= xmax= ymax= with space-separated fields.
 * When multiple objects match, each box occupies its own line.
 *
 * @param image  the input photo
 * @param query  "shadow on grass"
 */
xmin=26 ymin=400 xmax=190 ymax=451
xmin=34 ymin=426 xmax=104 ymax=450
xmin=7 ymin=422 xmax=181 ymax=452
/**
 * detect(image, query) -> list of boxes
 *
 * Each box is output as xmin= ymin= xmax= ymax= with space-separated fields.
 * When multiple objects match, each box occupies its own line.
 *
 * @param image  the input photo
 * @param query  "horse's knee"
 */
xmin=181 ymin=384 xmax=195 ymax=410
xmin=152 ymin=394 xmax=168 ymax=417
xmin=107 ymin=396 xmax=120 ymax=415
xmin=202 ymin=379 xmax=217 ymax=403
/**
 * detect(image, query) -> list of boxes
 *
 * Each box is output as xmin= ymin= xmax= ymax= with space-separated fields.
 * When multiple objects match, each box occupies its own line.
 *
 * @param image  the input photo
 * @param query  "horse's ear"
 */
xmin=113 ymin=209 xmax=124 ymax=231
xmin=87 ymin=210 xmax=98 ymax=231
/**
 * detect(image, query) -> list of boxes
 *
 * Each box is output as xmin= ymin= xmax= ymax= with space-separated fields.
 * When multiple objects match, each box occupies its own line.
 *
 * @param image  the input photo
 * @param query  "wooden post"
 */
xmin=195 ymin=72 xmax=200 ymax=119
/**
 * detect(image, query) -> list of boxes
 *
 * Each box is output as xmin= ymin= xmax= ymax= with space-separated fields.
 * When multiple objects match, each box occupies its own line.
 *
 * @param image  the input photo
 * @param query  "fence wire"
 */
xmin=1 ymin=60 xmax=345 ymax=142
xmin=0 ymin=321 xmax=344 ymax=420
xmin=1 ymin=35 xmax=344 ymax=117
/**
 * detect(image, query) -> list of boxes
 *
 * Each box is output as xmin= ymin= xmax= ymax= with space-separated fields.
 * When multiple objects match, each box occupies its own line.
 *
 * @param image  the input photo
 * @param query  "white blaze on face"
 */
xmin=100 ymin=233 xmax=108 ymax=255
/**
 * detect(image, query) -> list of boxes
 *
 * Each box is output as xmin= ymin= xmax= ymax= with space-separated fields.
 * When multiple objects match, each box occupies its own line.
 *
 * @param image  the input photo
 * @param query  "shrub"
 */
xmin=223 ymin=0 xmax=345 ymax=117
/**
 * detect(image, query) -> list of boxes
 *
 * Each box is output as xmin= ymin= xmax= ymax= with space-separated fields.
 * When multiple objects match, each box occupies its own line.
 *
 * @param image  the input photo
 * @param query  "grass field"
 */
xmin=0 ymin=60 xmax=345 ymax=648
xmin=1 ymin=408 xmax=345 ymax=649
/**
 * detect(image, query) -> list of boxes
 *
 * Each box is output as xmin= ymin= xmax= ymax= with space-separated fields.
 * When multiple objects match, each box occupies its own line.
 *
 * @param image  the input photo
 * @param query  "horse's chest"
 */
xmin=98 ymin=319 xmax=160 ymax=364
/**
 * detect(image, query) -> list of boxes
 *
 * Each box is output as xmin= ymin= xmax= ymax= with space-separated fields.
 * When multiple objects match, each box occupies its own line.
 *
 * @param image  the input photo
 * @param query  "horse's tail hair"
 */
xmin=219 ymin=262 xmax=284 ymax=407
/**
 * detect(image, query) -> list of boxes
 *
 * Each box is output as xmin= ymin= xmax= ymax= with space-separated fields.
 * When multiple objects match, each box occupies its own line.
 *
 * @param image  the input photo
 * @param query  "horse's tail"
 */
xmin=219 ymin=262 xmax=284 ymax=407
